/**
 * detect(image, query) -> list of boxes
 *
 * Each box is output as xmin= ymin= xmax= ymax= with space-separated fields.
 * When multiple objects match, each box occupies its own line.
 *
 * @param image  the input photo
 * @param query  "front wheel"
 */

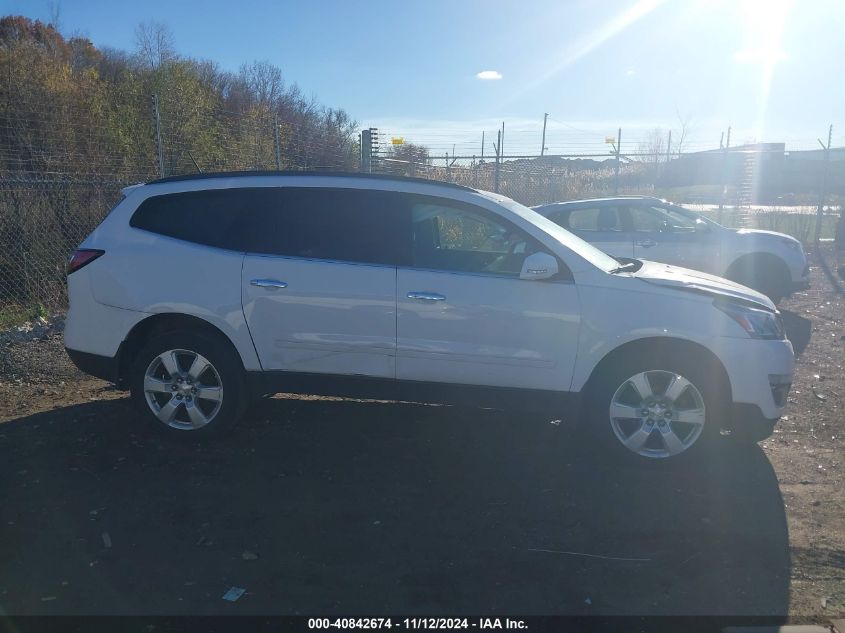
xmin=129 ymin=330 xmax=248 ymax=438
xmin=726 ymin=258 xmax=788 ymax=304
xmin=587 ymin=353 xmax=723 ymax=465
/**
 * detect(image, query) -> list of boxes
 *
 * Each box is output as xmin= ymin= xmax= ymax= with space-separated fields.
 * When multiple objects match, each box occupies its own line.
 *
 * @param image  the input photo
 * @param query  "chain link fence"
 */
xmin=370 ymin=130 xmax=844 ymax=245
xmin=0 ymin=93 xmax=359 ymax=319
xmin=1 ymin=100 xmax=843 ymax=320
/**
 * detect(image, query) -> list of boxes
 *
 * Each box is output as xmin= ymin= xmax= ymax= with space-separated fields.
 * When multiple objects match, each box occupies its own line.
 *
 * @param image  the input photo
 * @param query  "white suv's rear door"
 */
xmin=241 ymin=187 xmax=403 ymax=378
xmin=396 ymin=196 xmax=580 ymax=391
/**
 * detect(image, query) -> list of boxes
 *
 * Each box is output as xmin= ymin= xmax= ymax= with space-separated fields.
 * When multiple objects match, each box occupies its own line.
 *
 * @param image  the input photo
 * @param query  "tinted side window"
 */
xmin=130 ymin=187 xmax=408 ymax=265
xmin=566 ymin=206 xmax=622 ymax=231
xmin=258 ymin=188 xmax=407 ymax=265
xmin=629 ymin=205 xmax=696 ymax=233
xmin=409 ymin=197 xmax=541 ymax=276
xmin=130 ymin=188 xmax=270 ymax=250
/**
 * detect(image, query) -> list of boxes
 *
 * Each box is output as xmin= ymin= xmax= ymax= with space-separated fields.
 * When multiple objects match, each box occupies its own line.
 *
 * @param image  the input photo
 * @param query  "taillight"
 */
xmin=67 ymin=249 xmax=104 ymax=274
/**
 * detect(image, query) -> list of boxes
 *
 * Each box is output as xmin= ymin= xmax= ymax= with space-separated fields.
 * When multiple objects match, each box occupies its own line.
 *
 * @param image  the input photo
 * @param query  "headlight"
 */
xmin=714 ymin=299 xmax=785 ymax=339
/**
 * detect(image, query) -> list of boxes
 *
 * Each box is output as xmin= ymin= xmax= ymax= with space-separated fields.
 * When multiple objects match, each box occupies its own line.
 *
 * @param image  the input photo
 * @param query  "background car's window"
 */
xmin=629 ymin=205 xmax=697 ymax=232
xmin=565 ymin=206 xmax=622 ymax=232
xmin=410 ymin=200 xmax=538 ymax=276
xmin=131 ymin=187 xmax=407 ymax=266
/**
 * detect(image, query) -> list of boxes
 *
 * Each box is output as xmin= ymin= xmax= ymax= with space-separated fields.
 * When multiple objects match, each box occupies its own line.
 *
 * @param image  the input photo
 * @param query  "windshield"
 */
xmin=491 ymin=196 xmax=622 ymax=272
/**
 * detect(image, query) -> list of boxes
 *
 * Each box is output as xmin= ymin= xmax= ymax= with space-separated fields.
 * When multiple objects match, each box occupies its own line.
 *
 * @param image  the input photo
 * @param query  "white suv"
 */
xmin=533 ymin=197 xmax=810 ymax=303
xmin=64 ymin=172 xmax=794 ymax=463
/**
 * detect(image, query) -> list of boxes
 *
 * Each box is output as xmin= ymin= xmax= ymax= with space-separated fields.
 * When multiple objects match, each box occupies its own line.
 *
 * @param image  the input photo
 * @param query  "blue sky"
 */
xmin=3 ymin=0 xmax=843 ymax=155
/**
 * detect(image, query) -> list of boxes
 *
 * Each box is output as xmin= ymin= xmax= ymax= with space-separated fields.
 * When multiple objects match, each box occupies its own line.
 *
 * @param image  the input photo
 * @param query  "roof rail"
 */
xmin=145 ymin=169 xmax=477 ymax=192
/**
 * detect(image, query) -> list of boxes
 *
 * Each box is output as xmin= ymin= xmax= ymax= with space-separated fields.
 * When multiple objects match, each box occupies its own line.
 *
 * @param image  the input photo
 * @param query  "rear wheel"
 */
xmin=587 ymin=352 xmax=723 ymax=466
xmin=130 ymin=330 xmax=247 ymax=437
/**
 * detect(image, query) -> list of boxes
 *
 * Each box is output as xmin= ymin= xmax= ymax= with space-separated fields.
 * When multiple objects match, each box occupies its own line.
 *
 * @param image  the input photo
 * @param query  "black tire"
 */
xmin=586 ymin=349 xmax=725 ymax=467
xmin=727 ymin=257 xmax=788 ymax=304
xmin=129 ymin=329 xmax=248 ymax=438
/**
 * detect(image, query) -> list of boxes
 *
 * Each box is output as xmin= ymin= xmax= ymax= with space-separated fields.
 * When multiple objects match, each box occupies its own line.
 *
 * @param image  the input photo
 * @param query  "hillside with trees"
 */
xmin=0 ymin=15 xmax=359 ymax=309
xmin=0 ymin=15 xmax=360 ymax=179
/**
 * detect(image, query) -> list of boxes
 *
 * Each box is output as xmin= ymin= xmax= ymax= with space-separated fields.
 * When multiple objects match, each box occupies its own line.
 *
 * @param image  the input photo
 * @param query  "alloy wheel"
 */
xmin=608 ymin=370 xmax=706 ymax=459
xmin=143 ymin=349 xmax=223 ymax=430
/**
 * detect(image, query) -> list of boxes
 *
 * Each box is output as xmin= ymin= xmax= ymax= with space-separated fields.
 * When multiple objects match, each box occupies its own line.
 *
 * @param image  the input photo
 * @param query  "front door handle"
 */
xmin=250 ymin=278 xmax=288 ymax=289
xmin=407 ymin=291 xmax=446 ymax=301
xmin=637 ymin=239 xmax=657 ymax=248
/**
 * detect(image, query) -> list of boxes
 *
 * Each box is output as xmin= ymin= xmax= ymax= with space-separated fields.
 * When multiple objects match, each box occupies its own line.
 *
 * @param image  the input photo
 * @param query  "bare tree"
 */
xmin=240 ymin=61 xmax=285 ymax=106
xmin=673 ymin=109 xmax=693 ymax=155
xmin=638 ymin=128 xmax=666 ymax=164
xmin=134 ymin=21 xmax=175 ymax=70
xmin=48 ymin=1 xmax=62 ymax=30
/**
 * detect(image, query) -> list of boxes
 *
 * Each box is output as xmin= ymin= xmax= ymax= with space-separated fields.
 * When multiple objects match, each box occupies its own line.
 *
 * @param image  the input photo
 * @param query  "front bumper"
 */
xmin=789 ymin=279 xmax=810 ymax=293
xmin=713 ymin=336 xmax=794 ymax=421
xmin=788 ymin=264 xmax=811 ymax=293
xmin=731 ymin=403 xmax=780 ymax=442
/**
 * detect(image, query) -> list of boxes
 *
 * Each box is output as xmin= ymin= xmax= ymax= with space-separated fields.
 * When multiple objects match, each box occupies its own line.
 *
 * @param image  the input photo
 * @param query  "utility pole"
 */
xmin=273 ymin=114 xmax=282 ymax=170
xmin=152 ymin=93 xmax=164 ymax=177
xmin=814 ymin=124 xmax=833 ymax=243
xmin=541 ymin=112 xmax=549 ymax=157
xmin=613 ymin=127 xmax=622 ymax=195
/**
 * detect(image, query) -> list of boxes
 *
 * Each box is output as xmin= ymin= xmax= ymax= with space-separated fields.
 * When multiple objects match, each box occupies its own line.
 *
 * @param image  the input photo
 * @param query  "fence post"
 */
xmin=360 ymin=129 xmax=373 ymax=173
xmin=273 ymin=114 xmax=282 ymax=170
xmin=152 ymin=93 xmax=164 ymax=178
xmin=23 ymin=250 xmax=31 ymax=302
xmin=613 ymin=127 xmax=622 ymax=195
xmin=494 ymin=130 xmax=501 ymax=193
xmin=814 ymin=124 xmax=833 ymax=244
xmin=719 ymin=126 xmax=731 ymax=223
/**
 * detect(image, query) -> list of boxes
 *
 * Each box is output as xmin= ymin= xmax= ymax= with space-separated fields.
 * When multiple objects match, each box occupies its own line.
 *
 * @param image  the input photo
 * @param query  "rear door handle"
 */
xmin=637 ymin=239 xmax=657 ymax=248
xmin=250 ymin=278 xmax=288 ymax=289
xmin=407 ymin=291 xmax=446 ymax=301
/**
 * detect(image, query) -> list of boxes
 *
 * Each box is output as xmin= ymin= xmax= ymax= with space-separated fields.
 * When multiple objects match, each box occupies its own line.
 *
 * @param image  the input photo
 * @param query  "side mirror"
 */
xmin=520 ymin=251 xmax=559 ymax=281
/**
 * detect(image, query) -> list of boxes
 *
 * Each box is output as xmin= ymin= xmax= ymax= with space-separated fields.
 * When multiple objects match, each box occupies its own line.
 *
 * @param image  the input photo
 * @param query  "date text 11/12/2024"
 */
xmin=307 ymin=618 xmax=528 ymax=630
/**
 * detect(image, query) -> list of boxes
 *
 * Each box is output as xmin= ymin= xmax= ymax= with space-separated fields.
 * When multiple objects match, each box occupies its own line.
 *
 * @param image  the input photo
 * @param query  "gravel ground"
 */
xmin=0 ymin=247 xmax=842 ymax=618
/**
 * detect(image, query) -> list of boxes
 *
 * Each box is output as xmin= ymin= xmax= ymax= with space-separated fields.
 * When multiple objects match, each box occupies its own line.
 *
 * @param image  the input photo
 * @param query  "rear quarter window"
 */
xmin=129 ymin=188 xmax=271 ymax=251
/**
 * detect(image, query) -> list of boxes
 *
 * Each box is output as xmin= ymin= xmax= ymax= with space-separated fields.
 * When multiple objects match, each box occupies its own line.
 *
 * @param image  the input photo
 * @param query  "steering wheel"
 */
xmin=483 ymin=238 xmax=525 ymax=273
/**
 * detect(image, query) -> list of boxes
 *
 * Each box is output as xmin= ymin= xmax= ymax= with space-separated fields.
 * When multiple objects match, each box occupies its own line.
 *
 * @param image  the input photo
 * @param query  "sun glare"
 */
xmin=734 ymin=0 xmax=790 ymax=67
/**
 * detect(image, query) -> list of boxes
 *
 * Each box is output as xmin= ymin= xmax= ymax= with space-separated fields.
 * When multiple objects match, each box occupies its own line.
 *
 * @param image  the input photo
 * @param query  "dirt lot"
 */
xmin=0 ymin=248 xmax=843 ymax=618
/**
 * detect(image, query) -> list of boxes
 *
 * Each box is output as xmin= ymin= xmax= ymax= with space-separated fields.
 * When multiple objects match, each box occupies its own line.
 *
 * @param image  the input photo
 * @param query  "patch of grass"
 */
xmin=0 ymin=303 xmax=49 ymax=330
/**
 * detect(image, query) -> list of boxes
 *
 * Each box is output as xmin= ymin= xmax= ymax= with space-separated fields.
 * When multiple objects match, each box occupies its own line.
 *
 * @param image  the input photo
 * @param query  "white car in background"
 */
xmin=533 ymin=196 xmax=810 ymax=303
xmin=64 ymin=173 xmax=794 ymax=464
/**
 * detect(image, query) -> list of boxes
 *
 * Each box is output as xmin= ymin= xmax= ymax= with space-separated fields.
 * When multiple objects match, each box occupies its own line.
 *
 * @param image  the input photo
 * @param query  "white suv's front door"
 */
xmin=396 ymin=197 xmax=580 ymax=392
xmin=241 ymin=187 xmax=403 ymax=378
